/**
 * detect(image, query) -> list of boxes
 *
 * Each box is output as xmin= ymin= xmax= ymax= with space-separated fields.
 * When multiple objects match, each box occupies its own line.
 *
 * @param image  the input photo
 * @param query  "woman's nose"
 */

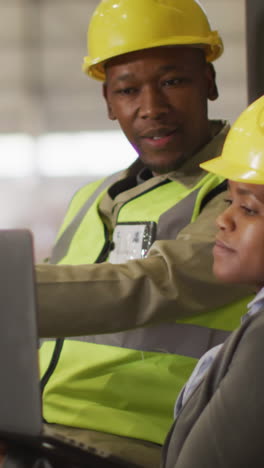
xmin=216 ymin=205 xmax=235 ymax=231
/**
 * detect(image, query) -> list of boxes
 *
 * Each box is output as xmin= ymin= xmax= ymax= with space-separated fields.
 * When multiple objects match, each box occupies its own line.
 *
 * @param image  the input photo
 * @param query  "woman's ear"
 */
xmin=103 ymin=83 xmax=116 ymax=120
xmin=206 ymin=63 xmax=219 ymax=101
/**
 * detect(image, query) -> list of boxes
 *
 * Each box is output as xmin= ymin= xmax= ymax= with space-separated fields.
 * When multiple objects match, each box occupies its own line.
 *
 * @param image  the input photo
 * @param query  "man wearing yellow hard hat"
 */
xmin=1 ymin=1 xmax=255 ymax=467
xmin=162 ymin=95 xmax=264 ymax=468
xmin=33 ymin=0 xmax=255 ymax=465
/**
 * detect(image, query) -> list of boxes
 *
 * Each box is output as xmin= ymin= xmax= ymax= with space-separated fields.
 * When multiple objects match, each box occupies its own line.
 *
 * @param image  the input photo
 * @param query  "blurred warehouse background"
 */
xmin=0 ymin=0 xmax=261 ymax=260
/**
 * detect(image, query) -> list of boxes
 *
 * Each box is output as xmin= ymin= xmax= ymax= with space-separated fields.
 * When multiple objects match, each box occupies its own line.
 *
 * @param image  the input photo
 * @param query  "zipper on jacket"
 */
xmin=95 ymin=224 xmax=114 ymax=263
xmin=40 ymin=338 xmax=64 ymax=396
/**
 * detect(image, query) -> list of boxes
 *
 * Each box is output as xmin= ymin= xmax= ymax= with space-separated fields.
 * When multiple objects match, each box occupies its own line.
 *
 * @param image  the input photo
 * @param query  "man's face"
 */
xmin=103 ymin=47 xmax=216 ymax=174
xmin=213 ymin=181 xmax=264 ymax=288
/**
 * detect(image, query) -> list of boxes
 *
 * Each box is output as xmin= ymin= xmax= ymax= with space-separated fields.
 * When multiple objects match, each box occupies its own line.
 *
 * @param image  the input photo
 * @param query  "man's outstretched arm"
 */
xmin=36 ymin=192 xmax=253 ymax=338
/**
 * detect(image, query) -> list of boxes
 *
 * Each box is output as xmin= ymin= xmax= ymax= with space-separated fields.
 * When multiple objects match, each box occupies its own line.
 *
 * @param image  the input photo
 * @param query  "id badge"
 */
xmin=108 ymin=222 xmax=156 ymax=264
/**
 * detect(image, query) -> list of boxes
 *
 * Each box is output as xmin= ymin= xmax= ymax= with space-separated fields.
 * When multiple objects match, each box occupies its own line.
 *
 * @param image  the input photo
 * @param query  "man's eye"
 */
xmin=115 ymin=88 xmax=137 ymax=95
xmin=162 ymin=78 xmax=184 ymax=87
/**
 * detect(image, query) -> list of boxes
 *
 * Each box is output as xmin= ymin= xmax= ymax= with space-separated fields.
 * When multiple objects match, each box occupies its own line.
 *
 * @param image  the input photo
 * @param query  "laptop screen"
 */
xmin=0 ymin=229 xmax=42 ymax=436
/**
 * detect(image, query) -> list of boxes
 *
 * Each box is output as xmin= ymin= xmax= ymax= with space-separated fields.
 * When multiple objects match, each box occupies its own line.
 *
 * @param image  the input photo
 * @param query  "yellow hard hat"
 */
xmin=200 ymin=96 xmax=264 ymax=184
xmin=83 ymin=0 xmax=224 ymax=81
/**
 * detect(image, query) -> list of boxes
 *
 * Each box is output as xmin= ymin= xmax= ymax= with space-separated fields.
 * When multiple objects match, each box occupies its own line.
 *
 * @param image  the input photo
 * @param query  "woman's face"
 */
xmin=213 ymin=180 xmax=264 ymax=289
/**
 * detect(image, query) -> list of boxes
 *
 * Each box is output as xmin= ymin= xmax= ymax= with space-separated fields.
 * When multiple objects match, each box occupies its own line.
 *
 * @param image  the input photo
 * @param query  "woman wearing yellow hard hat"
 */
xmin=162 ymin=95 xmax=264 ymax=468
xmin=200 ymin=95 xmax=264 ymax=184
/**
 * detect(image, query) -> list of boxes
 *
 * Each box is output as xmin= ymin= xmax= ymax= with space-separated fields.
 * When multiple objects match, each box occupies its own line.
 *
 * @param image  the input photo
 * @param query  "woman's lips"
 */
xmin=213 ymin=239 xmax=236 ymax=256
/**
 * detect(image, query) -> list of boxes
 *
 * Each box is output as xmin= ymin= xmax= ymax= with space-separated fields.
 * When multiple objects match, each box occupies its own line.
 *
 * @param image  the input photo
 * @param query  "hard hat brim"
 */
xmin=83 ymin=37 xmax=223 ymax=81
xmin=200 ymin=157 xmax=264 ymax=184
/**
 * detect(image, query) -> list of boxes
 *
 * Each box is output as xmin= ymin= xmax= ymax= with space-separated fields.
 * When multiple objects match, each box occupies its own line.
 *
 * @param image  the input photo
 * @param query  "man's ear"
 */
xmin=206 ymin=63 xmax=219 ymax=101
xmin=103 ymin=83 xmax=116 ymax=120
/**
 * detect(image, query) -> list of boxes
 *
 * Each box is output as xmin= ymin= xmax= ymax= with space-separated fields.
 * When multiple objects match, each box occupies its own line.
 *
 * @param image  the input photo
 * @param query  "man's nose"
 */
xmin=138 ymin=86 xmax=169 ymax=120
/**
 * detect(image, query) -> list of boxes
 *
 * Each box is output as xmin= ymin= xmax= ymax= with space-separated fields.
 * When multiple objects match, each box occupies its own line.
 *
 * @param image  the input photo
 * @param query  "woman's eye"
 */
xmin=224 ymin=198 xmax=232 ymax=206
xmin=241 ymin=205 xmax=258 ymax=215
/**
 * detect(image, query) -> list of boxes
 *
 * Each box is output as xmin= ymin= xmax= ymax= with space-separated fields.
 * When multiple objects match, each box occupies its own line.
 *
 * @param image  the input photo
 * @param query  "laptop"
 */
xmin=0 ymin=229 xmax=146 ymax=467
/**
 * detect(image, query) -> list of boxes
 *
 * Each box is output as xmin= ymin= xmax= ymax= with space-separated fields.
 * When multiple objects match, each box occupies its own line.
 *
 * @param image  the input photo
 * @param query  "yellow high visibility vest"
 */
xmin=40 ymin=172 xmax=250 ymax=444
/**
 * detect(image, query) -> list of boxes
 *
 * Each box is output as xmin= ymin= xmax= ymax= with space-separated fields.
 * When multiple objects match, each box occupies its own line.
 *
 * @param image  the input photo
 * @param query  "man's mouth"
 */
xmin=142 ymin=128 xmax=179 ymax=138
xmin=152 ymin=136 xmax=169 ymax=140
xmin=141 ymin=128 xmax=180 ymax=148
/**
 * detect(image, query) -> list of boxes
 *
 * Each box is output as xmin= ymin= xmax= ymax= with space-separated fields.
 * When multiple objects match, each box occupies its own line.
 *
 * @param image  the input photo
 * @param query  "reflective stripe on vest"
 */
xmin=50 ymin=172 xmax=122 ymax=264
xmin=61 ymin=322 xmax=230 ymax=359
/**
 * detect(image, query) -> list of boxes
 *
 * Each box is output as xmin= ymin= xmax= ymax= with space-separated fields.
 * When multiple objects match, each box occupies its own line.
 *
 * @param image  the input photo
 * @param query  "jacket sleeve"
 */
xmin=35 ymin=191 xmax=253 ymax=337
xmin=163 ymin=312 xmax=264 ymax=468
